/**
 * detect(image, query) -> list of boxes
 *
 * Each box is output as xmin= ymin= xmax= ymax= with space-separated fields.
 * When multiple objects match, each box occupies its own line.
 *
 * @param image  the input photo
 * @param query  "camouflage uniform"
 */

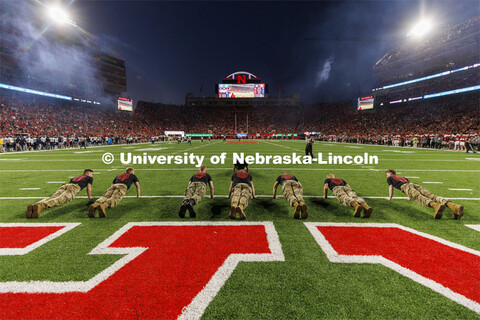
xmin=94 ymin=183 xmax=128 ymax=208
xmin=37 ymin=184 xmax=81 ymax=208
xmin=184 ymin=182 xmax=207 ymax=205
xmin=231 ymin=183 xmax=252 ymax=209
xmin=282 ymin=180 xmax=304 ymax=206
xmin=332 ymin=185 xmax=366 ymax=206
xmin=400 ymin=183 xmax=448 ymax=207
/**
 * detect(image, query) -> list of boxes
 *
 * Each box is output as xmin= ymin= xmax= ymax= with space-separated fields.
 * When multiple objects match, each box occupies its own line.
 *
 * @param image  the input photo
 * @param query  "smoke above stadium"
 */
xmin=0 ymin=1 xmax=107 ymax=104
xmin=316 ymin=55 xmax=334 ymax=86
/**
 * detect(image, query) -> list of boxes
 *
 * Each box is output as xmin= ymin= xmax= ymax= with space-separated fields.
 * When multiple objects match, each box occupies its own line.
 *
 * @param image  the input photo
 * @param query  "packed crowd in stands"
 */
xmin=0 ymin=93 xmax=478 ymax=152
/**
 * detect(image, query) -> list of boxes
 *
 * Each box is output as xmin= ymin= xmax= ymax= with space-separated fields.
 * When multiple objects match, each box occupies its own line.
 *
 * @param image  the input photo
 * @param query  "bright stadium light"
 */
xmin=407 ymin=19 xmax=433 ymax=38
xmin=47 ymin=5 xmax=76 ymax=27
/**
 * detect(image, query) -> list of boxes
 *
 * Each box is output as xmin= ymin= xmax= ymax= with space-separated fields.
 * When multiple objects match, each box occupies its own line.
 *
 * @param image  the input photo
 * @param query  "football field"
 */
xmin=0 ymin=140 xmax=479 ymax=319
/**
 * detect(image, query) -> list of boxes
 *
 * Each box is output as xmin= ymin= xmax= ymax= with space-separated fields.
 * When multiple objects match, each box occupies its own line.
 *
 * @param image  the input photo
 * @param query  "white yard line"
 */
xmin=448 ymin=188 xmax=473 ymax=191
xmin=18 ymin=188 xmax=41 ymax=190
xmin=423 ymin=182 xmax=443 ymax=184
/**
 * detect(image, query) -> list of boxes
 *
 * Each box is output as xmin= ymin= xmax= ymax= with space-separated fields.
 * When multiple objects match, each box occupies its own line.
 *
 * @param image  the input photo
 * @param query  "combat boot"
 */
xmin=179 ymin=200 xmax=188 ymax=218
xmin=360 ymin=202 xmax=373 ymax=218
xmin=186 ymin=199 xmax=196 ymax=218
xmin=293 ymin=202 xmax=301 ymax=219
xmin=229 ymin=205 xmax=237 ymax=219
xmin=97 ymin=203 xmax=109 ymax=218
xmin=446 ymin=202 xmax=464 ymax=220
xmin=299 ymin=201 xmax=308 ymax=219
xmin=352 ymin=202 xmax=362 ymax=218
xmin=88 ymin=203 xmax=99 ymax=218
xmin=236 ymin=205 xmax=246 ymax=219
xmin=429 ymin=202 xmax=445 ymax=219
xmin=32 ymin=203 xmax=46 ymax=218
xmin=25 ymin=204 xmax=34 ymax=218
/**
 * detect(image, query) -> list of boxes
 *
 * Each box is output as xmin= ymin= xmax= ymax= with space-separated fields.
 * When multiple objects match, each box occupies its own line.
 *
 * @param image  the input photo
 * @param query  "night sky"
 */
xmin=18 ymin=1 xmax=480 ymax=104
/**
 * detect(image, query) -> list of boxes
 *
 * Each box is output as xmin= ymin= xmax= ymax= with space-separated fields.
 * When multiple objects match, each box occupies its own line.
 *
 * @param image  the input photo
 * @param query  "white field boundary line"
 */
xmin=0 ymin=221 xmax=285 ymax=320
xmin=304 ymin=222 xmax=480 ymax=315
xmin=465 ymin=225 xmax=480 ymax=233
xmin=2 ymin=168 xmax=480 ymax=172
xmin=0 ymin=223 xmax=80 ymax=255
xmin=2 ymin=195 xmax=479 ymax=200
xmin=262 ymin=140 xmax=298 ymax=150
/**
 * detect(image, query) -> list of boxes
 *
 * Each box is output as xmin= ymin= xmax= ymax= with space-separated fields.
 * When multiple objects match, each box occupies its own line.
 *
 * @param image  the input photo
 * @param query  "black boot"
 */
xmin=186 ymin=199 xmax=196 ymax=218
xmin=179 ymin=200 xmax=188 ymax=218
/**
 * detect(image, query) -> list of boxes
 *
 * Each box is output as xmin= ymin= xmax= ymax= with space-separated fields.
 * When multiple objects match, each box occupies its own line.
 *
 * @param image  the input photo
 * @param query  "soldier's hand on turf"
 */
xmin=322 ymin=195 xmax=327 ymax=199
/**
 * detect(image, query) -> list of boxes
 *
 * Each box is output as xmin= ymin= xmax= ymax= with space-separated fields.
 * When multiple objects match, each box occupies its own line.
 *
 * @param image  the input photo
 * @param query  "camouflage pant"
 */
xmin=332 ymin=186 xmax=366 ymax=207
xmin=38 ymin=184 xmax=81 ymax=208
xmin=282 ymin=180 xmax=304 ymax=206
xmin=184 ymin=182 xmax=207 ymax=204
xmin=400 ymin=183 xmax=448 ymax=207
xmin=95 ymin=183 xmax=128 ymax=208
xmin=231 ymin=183 xmax=252 ymax=210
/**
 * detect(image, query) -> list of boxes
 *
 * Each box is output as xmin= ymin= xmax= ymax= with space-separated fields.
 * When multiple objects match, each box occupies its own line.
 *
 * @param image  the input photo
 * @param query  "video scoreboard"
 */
xmin=118 ymin=97 xmax=133 ymax=111
xmin=357 ymin=96 xmax=374 ymax=110
xmin=217 ymin=83 xmax=266 ymax=98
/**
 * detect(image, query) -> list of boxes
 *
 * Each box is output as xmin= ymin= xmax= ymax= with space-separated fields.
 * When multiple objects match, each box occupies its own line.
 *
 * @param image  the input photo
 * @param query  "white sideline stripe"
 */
xmin=0 ymin=221 xmax=285 ymax=320
xmin=262 ymin=140 xmax=297 ymax=150
xmin=423 ymin=182 xmax=443 ymax=184
xmin=304 ymin=222 xmax=480 ymax=315
xmin=2 ymin=168 xmax=480 ymax=172
xmin=466 ymin=158 xmax=480 ymax=161
xmin=0 ymin=159 xmax=25 ymax=161
xmin=465 ymin=225 xmax=480 ymax=233
xmin=0 ymin=223 xmax=79 ymax=255
xmin=47 ymin=181 xmax=66 ymax=184
xmin=448 ymin=188 xmax=473 ymax=191
xmin=18 ymin=188 xmax=40 ymax=190
xmin=382 ymin=150 xmax=415 ymax=153
xmin=2 ymin=196 xmax=479 ymax=200
xmin=405 ymin=176 xmax=420 ymax=178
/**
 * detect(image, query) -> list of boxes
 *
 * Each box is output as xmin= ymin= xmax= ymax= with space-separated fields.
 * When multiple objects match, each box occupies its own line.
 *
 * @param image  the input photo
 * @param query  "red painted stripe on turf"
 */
xmin=0 ymin=227 xmax=63 ymax=248
xmin=318 ymin=226 xmax=480 ymax=304
xmin=0 ymin=225 xmax=270 ymax=319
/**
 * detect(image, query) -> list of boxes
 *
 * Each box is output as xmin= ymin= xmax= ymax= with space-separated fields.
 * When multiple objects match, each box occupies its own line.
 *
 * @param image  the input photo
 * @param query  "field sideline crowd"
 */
xmin=0 ymin=94 xmax=478 ymax=153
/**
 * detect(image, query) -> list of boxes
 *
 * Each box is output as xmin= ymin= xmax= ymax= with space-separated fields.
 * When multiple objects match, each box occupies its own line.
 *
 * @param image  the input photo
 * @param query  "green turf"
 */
xmin=0 ymin=140 xmax=479 ymax=319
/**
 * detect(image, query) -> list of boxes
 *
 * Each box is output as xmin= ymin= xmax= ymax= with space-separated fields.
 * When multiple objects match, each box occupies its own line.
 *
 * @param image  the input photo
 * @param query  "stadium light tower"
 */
xmin=407 ymin=19 xmax=433 ymax=38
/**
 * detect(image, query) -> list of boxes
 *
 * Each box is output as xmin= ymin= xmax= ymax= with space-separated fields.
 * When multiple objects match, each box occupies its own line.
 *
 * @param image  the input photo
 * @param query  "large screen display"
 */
xmin=118 ymin=97 xmax=133 ymax=111
xmin=357 ymin=96 xmax=374 ymax=110
xmin=218 ymin=84 xmax=265 ymax=98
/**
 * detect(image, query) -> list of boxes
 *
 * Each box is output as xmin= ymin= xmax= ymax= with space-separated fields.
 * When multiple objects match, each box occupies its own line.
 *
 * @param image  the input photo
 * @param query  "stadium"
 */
xmin=0 ymin=1 xmax=479 ymax=319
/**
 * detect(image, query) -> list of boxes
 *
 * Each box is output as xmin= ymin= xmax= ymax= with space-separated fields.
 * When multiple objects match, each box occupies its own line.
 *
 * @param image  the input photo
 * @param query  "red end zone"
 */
xmin=0 ymin=222 xmax=284 ymax=319
xmin=225 ymin=141 xmax=259 ymax=144
xmin=0 ymin=226 xmax=63 ymax=248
